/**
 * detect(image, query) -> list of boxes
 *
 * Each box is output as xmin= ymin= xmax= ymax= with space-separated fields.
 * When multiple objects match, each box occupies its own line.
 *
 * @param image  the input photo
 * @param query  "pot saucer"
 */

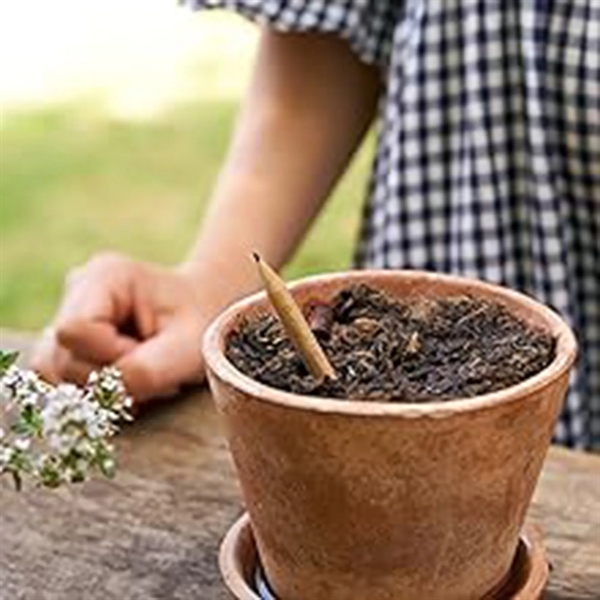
xmin=219 ymin=513 xmax=549 ymax=600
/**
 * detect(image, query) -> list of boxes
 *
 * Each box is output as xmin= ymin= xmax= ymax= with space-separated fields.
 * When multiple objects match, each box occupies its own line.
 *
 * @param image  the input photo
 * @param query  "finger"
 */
xmin=115 ymin=324 xmax=205 ymax=403
xmin=57 ymin=319 xmax=138 ymax=365
xmin=30 ymin=327 xmax=63 ymax=384
xmin=57 ymin=253 xmax=133 ymax=327
xmin=55 ymin=350 xmax=98 ymax=387
xmin=59 ymin=256 xmax=158 ymax=346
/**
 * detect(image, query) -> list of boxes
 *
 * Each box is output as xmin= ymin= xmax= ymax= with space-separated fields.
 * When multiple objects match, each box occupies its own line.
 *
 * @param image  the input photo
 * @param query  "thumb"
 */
xmin=115 ymin=324 xmax=204 ymax=402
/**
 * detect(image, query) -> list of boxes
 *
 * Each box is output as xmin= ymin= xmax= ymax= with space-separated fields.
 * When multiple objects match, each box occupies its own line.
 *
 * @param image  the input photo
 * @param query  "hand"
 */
xmin=31 ymin=252 xmax=207 ymax=403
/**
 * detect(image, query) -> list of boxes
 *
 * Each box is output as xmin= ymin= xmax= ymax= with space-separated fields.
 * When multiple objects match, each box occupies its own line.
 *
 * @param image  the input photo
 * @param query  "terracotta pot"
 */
xmin=203 ymin=270 xmax=577 ymax=600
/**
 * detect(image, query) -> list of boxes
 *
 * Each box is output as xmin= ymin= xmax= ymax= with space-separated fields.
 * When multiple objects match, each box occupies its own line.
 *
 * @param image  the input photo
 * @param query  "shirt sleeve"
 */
xmin=182 ymin=0 xmax=400 ymax=71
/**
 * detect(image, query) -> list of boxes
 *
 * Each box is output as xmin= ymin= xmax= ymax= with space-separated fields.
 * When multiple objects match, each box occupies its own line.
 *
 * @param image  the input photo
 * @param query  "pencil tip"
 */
xmin=252 ymin=252 xmax=261 ymax=263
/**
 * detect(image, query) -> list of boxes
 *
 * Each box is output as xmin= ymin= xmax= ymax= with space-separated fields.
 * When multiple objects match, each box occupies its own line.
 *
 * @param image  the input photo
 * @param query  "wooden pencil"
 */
xmin=253 ymin=253 xmax=336 ymax=382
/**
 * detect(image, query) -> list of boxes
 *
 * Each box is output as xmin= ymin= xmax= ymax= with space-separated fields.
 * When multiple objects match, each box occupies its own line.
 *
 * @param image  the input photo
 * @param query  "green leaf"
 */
xmin=0 ymin=350 xmax=19 ymax=375
xmin=10 ymin=421 xmax=31 ymax=435
xmin=11 ymin=405 xmax=43 ymax=437
xmin=38 ymin=459 xmax=61 ymax=489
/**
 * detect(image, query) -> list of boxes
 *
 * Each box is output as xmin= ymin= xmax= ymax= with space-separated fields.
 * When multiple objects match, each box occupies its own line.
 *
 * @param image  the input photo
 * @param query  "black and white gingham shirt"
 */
xmin=189 ymin=1 xmax=600 ymax=451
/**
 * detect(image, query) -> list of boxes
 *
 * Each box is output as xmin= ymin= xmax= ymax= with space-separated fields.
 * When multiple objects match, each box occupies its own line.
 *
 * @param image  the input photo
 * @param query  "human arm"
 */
xmin=31 ymin=30 xmax=381 ymax=401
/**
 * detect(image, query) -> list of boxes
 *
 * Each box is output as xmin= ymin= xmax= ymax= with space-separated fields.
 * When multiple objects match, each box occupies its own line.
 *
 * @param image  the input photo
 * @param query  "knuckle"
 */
xmin=87 ymin=251 xmax=128 ymax=273
xmin=54 ymin=318 xmax=77 ymax=342
xmin=64 ymin=251 xmax=130 ymax=291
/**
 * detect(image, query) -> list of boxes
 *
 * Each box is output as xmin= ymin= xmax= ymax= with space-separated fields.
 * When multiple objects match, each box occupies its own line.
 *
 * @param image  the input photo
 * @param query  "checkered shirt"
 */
xmin=187 ymin=0 xmax=600 ymax=451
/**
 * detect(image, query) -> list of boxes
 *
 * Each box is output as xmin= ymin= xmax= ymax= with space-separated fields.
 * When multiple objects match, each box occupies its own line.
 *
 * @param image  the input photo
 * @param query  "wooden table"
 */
xmin=1 ymin=331 xmax=599 ymax=600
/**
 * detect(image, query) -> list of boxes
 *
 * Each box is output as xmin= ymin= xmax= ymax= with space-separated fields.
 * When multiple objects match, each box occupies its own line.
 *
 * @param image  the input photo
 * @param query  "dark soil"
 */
xmin=226 ymin=284 xmax=556 ymax=402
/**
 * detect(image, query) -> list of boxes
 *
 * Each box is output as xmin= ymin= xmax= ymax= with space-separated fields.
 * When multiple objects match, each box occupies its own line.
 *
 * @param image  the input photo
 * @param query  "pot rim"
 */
xmin=203 ymin=269 xmax=578 ymax=418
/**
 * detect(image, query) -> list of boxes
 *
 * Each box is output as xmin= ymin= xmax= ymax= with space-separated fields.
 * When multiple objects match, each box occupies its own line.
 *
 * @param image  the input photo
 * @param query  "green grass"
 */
xmin=0 ymin=99 xmax=373 ymax=329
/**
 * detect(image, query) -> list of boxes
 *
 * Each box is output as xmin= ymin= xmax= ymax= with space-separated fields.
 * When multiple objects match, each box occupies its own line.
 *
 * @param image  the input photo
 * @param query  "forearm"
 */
xmin=180 ymin=30 xmax=380 ymax=315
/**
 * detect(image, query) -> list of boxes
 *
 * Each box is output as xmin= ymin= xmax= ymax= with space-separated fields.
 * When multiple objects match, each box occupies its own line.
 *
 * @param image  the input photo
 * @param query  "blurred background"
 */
xmin=0 ymin=0 xmax=372 ymax=331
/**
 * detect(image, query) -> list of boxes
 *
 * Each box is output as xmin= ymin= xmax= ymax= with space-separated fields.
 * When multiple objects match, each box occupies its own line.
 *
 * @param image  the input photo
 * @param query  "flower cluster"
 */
xmin=0 ymin=350 xmax=132 ymax=490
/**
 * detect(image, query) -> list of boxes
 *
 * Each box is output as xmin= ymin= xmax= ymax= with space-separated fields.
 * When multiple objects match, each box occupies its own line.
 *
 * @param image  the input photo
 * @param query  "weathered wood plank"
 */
xmin=1 ymin=330 xmax=240 ymax=600
xmin=531 ymin=448 xmax=600 ymax=600
xmin=0 ymin=330 xmax=598 ymax=600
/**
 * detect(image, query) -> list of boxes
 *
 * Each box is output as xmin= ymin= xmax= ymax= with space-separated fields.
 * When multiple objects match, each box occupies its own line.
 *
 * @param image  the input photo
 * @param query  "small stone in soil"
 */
xmin=225 ymin=284 xmax=556 ymax=403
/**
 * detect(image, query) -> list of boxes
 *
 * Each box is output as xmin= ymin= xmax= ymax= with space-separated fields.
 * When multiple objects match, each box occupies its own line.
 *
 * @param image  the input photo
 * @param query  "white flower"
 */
xmin=102 ymin=457 xmax=115 ymax=473
xmin=2 ymin=366 xmax=48 ymax=407
xmin=14 ymin=438 xmax=30 ymax=452
xmin=1 ymin=354 xmax=131 ymax=489
xmin=87 ymin=417 xmax=108 ymax=440
xmin=0 ymin=446 xmax=14 ymax=468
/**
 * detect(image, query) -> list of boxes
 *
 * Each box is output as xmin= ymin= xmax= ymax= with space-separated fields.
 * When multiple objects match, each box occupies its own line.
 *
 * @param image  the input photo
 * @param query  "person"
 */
xmin=31 ymin=1 xmax=599 ymax=450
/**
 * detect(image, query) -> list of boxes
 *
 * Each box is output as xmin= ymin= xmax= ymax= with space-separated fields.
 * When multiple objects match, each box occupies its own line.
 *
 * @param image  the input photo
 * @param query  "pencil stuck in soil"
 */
xmin=252 ymin=253 xmax=336 ymax=382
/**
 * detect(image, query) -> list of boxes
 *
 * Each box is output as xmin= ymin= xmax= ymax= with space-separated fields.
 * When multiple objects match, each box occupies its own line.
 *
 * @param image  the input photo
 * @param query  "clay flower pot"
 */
xmin=203 ymin=270 xmax=577 ymax=600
